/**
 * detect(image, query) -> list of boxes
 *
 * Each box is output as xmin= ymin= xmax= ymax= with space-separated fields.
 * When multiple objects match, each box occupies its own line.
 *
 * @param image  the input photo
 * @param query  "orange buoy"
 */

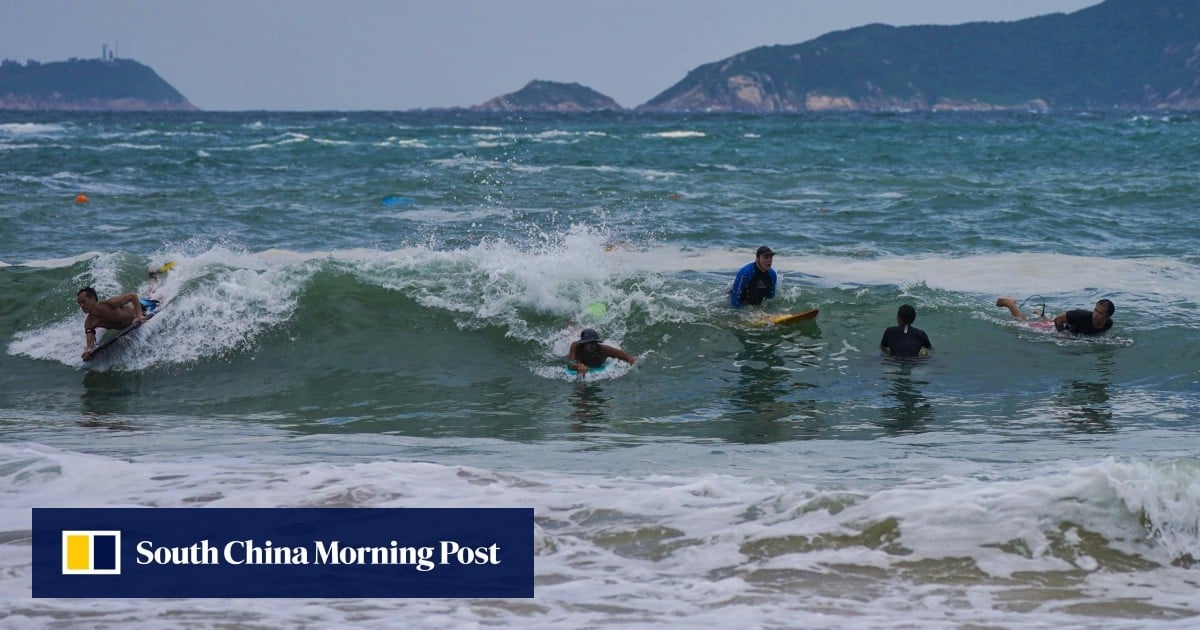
xmin=74 ymin=194 xmax=89 ymax=204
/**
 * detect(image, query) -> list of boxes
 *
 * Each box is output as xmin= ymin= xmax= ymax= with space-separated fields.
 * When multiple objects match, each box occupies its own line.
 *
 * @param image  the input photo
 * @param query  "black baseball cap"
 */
xmin=756 ymin=246 xmax=775 ymax=257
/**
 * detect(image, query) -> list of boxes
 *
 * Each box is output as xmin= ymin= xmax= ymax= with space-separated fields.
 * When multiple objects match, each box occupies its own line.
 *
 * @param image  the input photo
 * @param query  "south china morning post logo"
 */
xmin=34 ymin=508 xmax=534 ymax=598
xmin=61 ymin=530 xmax=121 ymax=575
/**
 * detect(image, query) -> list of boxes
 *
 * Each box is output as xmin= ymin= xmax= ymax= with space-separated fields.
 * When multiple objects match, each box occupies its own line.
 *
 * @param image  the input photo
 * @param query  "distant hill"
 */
xmin=639 ymin=0 xmax=1200 ymax=112
xmin=472 ymin=80 xmax=623 ymax=112
xmin=0 ymin=57 xmax=196 ymax=111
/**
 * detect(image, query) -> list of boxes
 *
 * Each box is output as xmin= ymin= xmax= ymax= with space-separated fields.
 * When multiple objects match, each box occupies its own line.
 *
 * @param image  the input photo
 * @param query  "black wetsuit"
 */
xmin=880 ymin=324 xmax=932 ymax=358
xmin=1062 ymin=310 xmax=1112 ymax=335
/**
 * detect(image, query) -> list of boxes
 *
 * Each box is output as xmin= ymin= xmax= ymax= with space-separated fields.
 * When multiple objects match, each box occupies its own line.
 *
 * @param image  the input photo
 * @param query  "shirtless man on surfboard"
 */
xmin=76 ymin=287 xmax=151 ymax=360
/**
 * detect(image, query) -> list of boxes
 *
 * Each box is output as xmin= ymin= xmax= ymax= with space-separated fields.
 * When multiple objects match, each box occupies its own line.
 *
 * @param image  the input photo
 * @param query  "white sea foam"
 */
xmin=97 ymin=142 xmax=166 ymax=151
xmin=0 ymin=122 xmax=65 ymax=135
xmin=245 ymin=132 xmax=310 ymax=150
xmin=391 ymin=207 xmax=508 ymax=224
xmin=560 ymin=164 xmax=677 ymax=179
xmin=8 ymin=247 xmax=309 ymax=369
xmin=376 ymin=137 xmax=429 ymax=149
xmin=14 ymin=252 xmax=102 ymax=268
xmin=0 ymin=142 xmax=40 ymax=151
xmin=646 ymin=130 xmax=706 ymax=139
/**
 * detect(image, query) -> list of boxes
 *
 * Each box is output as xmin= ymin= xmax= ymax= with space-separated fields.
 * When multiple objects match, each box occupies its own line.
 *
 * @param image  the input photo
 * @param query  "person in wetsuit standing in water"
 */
xmin=730 ymin=246 xmax=777 ymax=309
xmin=880 ymin=304 xmax=933 ymax=358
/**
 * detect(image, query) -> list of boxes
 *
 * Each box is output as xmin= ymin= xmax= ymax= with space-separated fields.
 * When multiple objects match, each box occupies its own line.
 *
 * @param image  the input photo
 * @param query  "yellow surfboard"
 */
xmin=771 ymin=308 xmax=819 ymax=325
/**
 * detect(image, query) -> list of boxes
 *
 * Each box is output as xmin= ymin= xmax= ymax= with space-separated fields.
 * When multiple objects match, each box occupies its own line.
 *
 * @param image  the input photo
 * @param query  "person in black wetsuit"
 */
xmin=567 ymin=328 xmax=636 ymax=375
xmin=995 ymin=296 xmax=1115 ymax=335
xmin=880 ymin=304 xmax=933 ymax=358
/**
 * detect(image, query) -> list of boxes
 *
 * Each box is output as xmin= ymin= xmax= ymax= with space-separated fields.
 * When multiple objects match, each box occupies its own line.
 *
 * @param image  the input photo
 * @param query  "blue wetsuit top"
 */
xmin=730 ymin=262 xmax=777 ymax=308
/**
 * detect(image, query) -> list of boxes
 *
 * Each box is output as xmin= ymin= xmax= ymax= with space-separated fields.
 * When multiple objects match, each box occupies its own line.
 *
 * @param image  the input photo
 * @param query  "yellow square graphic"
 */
xmin=66 ymin=534 xmax=90 ymax=571
xmin=61 ymin=530 xmax=121 ymax=575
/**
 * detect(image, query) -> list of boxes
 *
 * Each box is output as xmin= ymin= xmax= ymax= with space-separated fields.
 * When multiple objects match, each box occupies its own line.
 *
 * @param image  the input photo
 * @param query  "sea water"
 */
xmin=2 ymin=111 xmax=1199 ymax=626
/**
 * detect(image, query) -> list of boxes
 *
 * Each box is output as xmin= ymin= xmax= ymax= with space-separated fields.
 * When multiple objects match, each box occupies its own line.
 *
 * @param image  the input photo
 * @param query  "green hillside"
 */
xmin=640 ymin=0 xmax=1200 ymax=111
xmin=0 ymin=57 xmax=195 ymax=111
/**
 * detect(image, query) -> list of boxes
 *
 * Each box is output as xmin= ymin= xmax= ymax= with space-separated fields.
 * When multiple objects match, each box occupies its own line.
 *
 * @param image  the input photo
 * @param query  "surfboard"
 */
xmin=771 ymin=308 xmax=819 ymax=325
xmin=84 ymin=312 xmax=155 ymax=361
xmin=565 ymin=363 xmax=608 ymax=376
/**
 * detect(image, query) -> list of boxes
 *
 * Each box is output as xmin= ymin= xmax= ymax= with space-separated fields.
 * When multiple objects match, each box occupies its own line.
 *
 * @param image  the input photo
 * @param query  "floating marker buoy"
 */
xmin=74 ymin=194 xmax=89 ymax=204
xmin=381 ymin=196 xmax=414 ymax=206
xmin=584 ymin=302 xmax=607 ymax=320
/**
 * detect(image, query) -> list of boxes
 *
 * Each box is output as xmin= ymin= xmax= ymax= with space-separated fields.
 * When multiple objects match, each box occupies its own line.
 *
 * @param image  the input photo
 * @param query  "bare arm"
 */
xmin=566 ymin=341 xmax=588 ymax=373
xmin=995 ymin=297 xmax=1027 ymax=321
xmin=1053 ymin=312 xmax=1069 ymax=332
xmin=82 ymin=320 xmax=97 ymax=360
xmin=602 ymin=344 xmax=636 ymax=365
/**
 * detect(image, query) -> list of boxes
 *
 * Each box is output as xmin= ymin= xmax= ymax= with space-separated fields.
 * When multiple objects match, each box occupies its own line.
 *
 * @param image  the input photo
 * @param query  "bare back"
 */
xmin=85 ymin=295 xmax=140 ymax=331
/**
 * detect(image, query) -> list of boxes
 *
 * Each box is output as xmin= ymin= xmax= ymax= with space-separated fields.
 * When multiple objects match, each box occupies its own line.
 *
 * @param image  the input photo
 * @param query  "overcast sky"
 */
xmin=2 ymin=0 xmax=1101 ymax=111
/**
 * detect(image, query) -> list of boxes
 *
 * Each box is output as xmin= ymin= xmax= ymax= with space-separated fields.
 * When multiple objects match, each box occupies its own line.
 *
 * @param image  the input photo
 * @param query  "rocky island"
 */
xmin=471 ymin=80 xmax=623 ymax=112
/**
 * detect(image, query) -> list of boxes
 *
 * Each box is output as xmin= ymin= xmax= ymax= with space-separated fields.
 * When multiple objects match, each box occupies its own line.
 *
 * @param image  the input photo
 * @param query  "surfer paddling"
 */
xmin=567 ymin=328 xmax=635 ymax=376
xmin=995 ymin=296 xmax=1115 ymax=335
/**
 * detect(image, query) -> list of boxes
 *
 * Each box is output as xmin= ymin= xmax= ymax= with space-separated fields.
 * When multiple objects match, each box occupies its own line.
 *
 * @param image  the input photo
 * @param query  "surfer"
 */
xmin=730 ymin=246 xmax=777 ymax=309
xmin=567 ymin=328 xmax=636 ymax=375
xmin=880 ymin=304 xmax=932 ymax=358
xmin=76 ymin=287 xmax=154 ymax=360
xmin=995 ymin=296 xmax=1115 ymax=335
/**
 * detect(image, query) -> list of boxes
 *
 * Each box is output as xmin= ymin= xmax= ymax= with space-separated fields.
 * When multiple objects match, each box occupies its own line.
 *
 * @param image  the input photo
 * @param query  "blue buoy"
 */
xmin=381 ymin=196 xmax=415 ymax=207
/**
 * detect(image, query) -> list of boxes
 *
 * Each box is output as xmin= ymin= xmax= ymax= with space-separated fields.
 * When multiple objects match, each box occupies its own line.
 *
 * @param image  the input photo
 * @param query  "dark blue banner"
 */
xmin=34 ymin=508 xmax=533 ymax=598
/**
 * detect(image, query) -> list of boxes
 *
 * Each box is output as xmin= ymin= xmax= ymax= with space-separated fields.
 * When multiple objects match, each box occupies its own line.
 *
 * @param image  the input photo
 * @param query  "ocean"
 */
xmin=2 ymin=110 xmax=1198 ymax=627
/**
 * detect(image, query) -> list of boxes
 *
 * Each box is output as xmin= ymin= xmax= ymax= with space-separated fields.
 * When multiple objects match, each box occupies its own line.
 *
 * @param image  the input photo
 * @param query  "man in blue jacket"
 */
xmin=730 ymin=246 xmax=778 ymax=309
